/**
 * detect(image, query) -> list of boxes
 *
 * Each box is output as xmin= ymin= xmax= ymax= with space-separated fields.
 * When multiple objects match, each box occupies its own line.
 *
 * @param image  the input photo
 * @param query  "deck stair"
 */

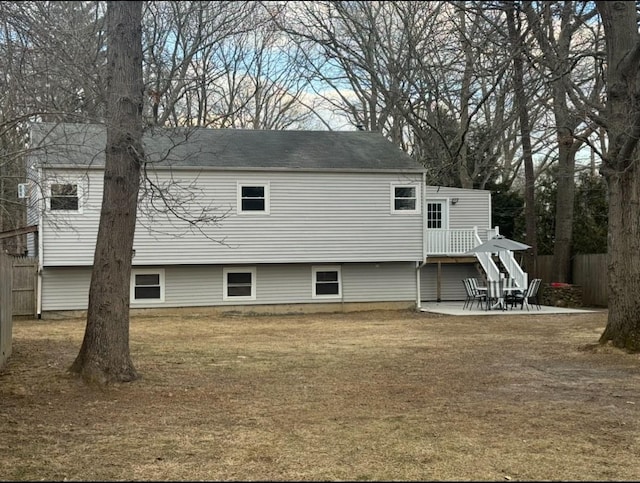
xmin=424 ymin=226 xmax=529 ymax=294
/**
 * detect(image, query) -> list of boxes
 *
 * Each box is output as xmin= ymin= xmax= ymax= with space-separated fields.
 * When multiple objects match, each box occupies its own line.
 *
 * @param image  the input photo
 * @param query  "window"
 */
xmin=312 ymin=266 xmax=341 ymax=298
xmin=49 ymin=183 xmax=81 ymax=212
xmin=223 ymin=267 xmax=257 ymax=300
xmin=238 ymin=183 xmax=269 ymax=214
xmin=391 ymin=184 xmax=419 ymax=214
xmin=131 ymin=269 xmax=165 ymax=302
xmin=427 ymin=202 xmax=443 ymax=229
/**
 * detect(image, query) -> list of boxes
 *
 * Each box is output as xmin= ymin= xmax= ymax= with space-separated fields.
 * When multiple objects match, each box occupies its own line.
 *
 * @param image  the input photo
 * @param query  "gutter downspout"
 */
xmin=416 ymin=172 xmax=428 ymax=311
xmin=36 ymin=166 xmax=44 ymax=319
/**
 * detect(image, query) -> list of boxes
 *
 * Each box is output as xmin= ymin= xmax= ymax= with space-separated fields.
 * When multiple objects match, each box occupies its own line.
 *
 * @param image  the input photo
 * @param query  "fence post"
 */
xmin=0 ymin=252 xmax=13 ymax=369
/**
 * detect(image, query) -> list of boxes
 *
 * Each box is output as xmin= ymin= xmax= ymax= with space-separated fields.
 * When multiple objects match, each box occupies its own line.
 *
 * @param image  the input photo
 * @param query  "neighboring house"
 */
xmin=25 ymin=122 xmax=526 ymax=317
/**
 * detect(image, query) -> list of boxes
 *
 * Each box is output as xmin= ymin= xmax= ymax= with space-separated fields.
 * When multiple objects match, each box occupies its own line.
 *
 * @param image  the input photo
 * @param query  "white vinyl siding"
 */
xmin=40 ymin=262 xmax=417 ymax=311
xmin=419 ymin=263 xmax=479 ymax=302
xmin=425 ymin=186 xmax=491 ymax=230
xmin=340 ymin=262 xmax=415 ymax=302
xmin=40 ymin=169 xmax=424 ymax=267
xmin=41 ymin=267 xmax=91 ymax=310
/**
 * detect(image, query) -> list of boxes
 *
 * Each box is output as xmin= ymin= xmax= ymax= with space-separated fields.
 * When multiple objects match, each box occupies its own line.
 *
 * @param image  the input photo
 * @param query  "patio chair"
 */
xmin=462 ymin=279 xmax=473 ymax=309
xmin=513 ymin=278 xmax=542 ymax=311
xmin=504 ymin=277 xmax=523 ymax=309
xmin=527 ymin=278 xmax=542 ymax=310
xmin=469 ymin=278 xmax=483 ymax=296
xmin=463 ymin=278 xmax=486 ymax=310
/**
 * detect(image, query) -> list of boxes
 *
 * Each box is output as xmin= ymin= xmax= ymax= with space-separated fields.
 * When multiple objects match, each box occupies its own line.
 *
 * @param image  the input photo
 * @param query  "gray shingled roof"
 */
xmin=30 ymin=122 xmax=425 ymax=173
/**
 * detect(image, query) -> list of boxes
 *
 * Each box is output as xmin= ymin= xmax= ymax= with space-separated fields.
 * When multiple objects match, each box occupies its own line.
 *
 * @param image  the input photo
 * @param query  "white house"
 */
xmin=25 ymin=122 xmax=527 ymax=317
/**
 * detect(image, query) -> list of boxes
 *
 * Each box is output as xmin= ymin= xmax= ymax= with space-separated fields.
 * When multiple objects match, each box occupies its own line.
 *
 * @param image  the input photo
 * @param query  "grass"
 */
xmin=1 ymin=308 xmax=639 ymax=481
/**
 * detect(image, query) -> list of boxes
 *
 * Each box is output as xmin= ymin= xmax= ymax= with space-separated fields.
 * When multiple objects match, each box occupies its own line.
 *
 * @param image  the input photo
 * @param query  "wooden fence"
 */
xmin=11 ymin=256 xmax=38 ymax=317
xmin=1 ymin=252 xmax=13 ymax=369
xmin=534 ymin=254 xmax=608 ymax=307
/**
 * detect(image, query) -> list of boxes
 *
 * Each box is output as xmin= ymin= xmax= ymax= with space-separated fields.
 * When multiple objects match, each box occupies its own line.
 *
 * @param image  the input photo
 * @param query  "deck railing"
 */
xmin=426 ymin=227 xmax=527 ymax=288
xmin=426 ymin=227 xmax=498 ymax=255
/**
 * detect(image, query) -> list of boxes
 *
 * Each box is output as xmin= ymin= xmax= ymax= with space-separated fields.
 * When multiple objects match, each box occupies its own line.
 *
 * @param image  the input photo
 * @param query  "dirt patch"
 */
xmin=1 ymin=309 xmax=639 ymax=481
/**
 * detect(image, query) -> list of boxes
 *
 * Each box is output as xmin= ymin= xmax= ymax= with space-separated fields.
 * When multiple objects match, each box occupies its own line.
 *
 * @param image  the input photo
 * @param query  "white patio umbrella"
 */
xmin=466 ymin=235 xmax=531 ymax=254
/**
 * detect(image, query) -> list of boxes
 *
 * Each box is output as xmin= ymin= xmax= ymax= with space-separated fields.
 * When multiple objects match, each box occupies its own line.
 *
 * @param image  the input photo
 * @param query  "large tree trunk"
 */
xmin=596 ymin=1 xmax=640 ymax=351
xmin=505 ymin=2 xmax=537 ymax=275
xmin=601 ymin=169 xmax=640 ymax=349
xmin=552 ymin=124 xmax=577 ymax=283
xmin=69 ymin=1 xmax=144 ymax=383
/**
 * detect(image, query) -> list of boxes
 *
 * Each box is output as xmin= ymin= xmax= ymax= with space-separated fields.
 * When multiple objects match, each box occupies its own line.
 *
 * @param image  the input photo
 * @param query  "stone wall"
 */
xmin=540 ymin=283 xmax=583 ymax=308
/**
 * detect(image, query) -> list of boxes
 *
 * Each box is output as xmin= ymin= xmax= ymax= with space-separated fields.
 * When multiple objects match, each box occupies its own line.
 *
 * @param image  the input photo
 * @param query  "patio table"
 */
xmin=476 ymin=286 xmax=522 ymax=310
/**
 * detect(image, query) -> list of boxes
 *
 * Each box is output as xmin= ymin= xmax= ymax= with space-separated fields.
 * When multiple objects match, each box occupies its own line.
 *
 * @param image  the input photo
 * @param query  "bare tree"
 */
xmin=70 ymin=0 xmax=144 ymax=383
xmin=595 ymin=0 xmax=640 ymax=352
xmin=2 ymin=1 xmax=108 ymax=122
xmin=523 ymin=1 xmax=600 ymax=283
xmin=204 ymin=25 xmax=321 ymax=130
xmin=275 ymin=1 xmax=419 ymax=134
xmin=142 ymin=1 xmax=263 ymax=127
xmin=276 ymin=1 xmax=550 ymax=189
xmin=0 ymin=1 xmax=107 ymax=252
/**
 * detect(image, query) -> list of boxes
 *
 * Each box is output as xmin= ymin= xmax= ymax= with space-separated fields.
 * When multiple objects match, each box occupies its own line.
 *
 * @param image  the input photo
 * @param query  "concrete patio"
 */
xmin=419 ymin=301 xmax=601 ymax=316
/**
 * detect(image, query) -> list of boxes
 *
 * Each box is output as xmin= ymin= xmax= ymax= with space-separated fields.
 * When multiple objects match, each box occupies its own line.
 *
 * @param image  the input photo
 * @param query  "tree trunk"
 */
xmin=505 ymin=2 xmax=537 ymax=275
xmin=552 ymin=126 xmax=576 ymax=283
xmin=457 ymin=6 xmax=474 ymax=189
xmin=596 ymin=0 xmax=640 ymax=351
xmin=69 ymin=1 xmax=144 ymax=383
xmin=600 ymin=169 xmax=640 ymax=350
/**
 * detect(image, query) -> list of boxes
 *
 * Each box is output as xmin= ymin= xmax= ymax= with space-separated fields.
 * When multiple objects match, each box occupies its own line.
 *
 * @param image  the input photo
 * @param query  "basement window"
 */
xmin=131 ymin=269 xmax=165 ymax=302
xmin=223 ymin=267 xmax=257 ymax=300
xmin=312 ymin=266 xmax=341 ymax=298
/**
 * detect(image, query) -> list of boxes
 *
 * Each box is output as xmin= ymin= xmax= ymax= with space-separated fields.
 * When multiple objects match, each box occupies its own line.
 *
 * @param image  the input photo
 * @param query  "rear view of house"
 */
xmin=25 ymin=123 xmax=524 ymax=317
xmin=27 ymin=123 xmax=427 ymax=316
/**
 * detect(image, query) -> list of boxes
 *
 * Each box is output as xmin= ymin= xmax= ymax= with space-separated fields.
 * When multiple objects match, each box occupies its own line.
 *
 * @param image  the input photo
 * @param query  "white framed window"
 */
xmin=237 ymin=182 xmax=270 ymax=214
xmin=391 ymin=184 xmax=420 ymax=214
xmin=312 ymin=265 xmax=342 ymax=299
xmin=223 ymin=267 xmax=257 ymax=300
xmin=48 ymin=181 xmax=83 ymax=213
xmin=131 ymin=269 xmax=165 ymax=303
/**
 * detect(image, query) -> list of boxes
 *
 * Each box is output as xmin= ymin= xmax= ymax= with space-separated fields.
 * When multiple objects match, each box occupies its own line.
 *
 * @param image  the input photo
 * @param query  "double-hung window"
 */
xmin=131 ymin=269 xmax=165 ymax=302
xmin=238 ymin=183 xmax=269 ymax=214
xmin=223 ymin=267 xmax=257 ymax=300
xmin=312 ymin=266 xmax=341 ymax=298
xmin=49 ymin=182 xmax=82 ymax=212
xmin=391 ymin=184 xmax=419 ymax=214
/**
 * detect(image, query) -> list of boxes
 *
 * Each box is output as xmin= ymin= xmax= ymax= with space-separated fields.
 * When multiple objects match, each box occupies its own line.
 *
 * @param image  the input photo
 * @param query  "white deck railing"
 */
xmin=426 ymin=227 xmax=498 ymax=255
xmin=426 ymin=226 xmax=527 ymax=287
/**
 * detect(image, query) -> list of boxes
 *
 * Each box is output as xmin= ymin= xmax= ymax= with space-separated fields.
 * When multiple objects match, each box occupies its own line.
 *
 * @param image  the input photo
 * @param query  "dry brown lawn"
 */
xmin=1 ymin=308 xmax=639 ymax=481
